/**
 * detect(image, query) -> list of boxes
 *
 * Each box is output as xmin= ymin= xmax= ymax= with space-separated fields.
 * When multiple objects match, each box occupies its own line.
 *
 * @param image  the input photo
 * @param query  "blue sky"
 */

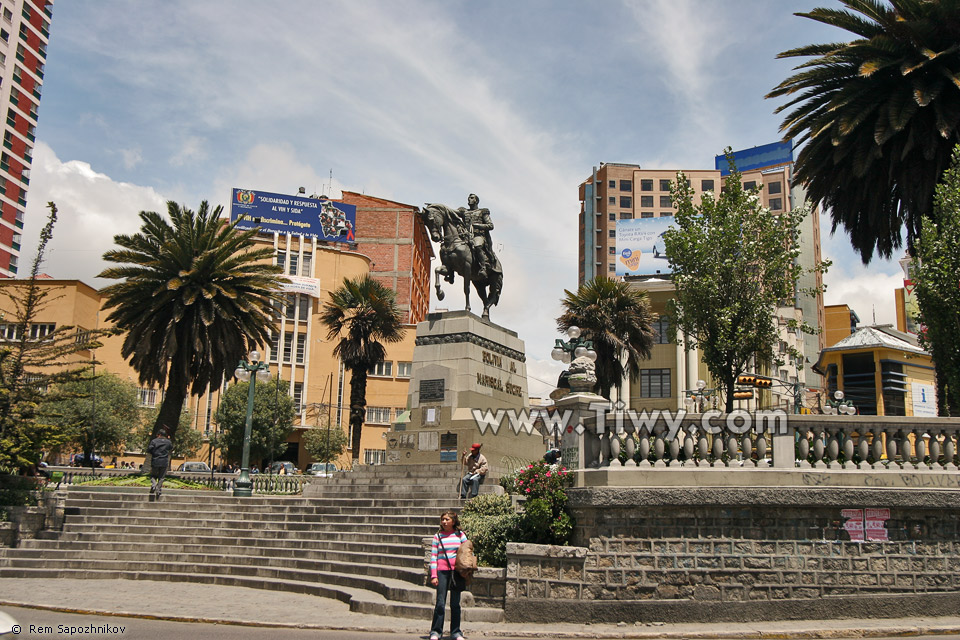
xmin=21 ymin=0 xmax=905 ymax=396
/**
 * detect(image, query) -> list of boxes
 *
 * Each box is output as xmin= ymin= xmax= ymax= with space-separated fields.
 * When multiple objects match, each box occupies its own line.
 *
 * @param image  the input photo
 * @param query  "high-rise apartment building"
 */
xmin=0 ymin=0 xmax=51 ymax=277
xmin=578 ymin=143 xmax=826 ymax=404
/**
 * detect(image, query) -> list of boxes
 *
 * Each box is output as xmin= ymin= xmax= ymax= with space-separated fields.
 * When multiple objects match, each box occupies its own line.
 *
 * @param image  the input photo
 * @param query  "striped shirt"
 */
xmin=430 ymin=530 xmax=468 ymax=579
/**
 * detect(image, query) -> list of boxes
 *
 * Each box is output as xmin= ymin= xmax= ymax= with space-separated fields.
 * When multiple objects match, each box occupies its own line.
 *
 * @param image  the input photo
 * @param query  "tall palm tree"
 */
xmin=98 ymin=201 xmax=283 ymax=442
xmin=767 ymin=0 xmax=960 ymax=262
xmin=558 ymin=277 xmax=655 ymax=401
xmin=319 ymin=275 xmax=405 ymax=462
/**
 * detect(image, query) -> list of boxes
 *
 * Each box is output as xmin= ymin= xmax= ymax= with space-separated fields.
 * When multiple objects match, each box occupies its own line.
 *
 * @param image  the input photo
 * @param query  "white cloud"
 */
xmin=119 ymin=147 xmax=142 ymax=170
xmin=19 ymin=143 xmax=167 ymax=286
xmin=170 ymin=135 xmax=208 ymax=167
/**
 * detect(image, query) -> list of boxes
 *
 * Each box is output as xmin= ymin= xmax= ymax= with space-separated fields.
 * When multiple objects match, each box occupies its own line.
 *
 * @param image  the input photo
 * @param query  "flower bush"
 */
xmin=500 ymin=461 xmax=575 ymax=547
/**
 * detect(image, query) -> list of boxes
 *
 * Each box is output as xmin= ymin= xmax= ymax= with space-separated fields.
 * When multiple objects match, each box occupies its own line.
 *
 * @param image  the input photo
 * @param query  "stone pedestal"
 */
xmin=384 ymin=311 xmax=544 ymax=475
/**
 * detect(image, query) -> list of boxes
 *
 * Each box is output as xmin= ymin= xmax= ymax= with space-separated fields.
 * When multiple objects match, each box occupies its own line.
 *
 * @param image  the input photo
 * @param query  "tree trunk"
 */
xmin=724 ymin=374 xmax=736 ymax=414
xmin=144 ymin=370 xmax=187 ymax=468
xmin=348 ymin=367 xmax=368 ymax=461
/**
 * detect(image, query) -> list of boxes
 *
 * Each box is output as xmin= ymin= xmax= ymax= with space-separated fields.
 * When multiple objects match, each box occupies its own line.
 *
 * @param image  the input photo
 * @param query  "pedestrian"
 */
xmin=429 ymin=510 xmax=468 ymax=640
xmin=459 ymin=443 xmax=488 ymax=500
xmin=147 ymin=428 xmax=173 ymax=500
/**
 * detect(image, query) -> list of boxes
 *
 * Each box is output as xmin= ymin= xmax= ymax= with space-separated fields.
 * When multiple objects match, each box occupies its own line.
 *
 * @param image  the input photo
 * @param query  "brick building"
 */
xmin=0 ymin=0 xmax=52 ymax=276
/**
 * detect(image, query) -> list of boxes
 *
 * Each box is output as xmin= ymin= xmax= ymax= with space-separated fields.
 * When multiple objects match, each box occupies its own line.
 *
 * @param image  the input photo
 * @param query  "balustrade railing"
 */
xmin=570 ymin=414 xmax=960 ymax=473
xmin=42 ymin=466 xmax=311 ymax=494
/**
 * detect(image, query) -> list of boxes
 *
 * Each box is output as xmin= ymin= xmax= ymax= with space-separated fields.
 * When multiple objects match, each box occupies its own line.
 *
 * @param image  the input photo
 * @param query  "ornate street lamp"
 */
xmin=233 ymin=350 xmax=271 ymax=497
xmin=822 ymin=390 xmax=857 ymax=416
xmin=551 ymin=326 xmax=598 ymax=364
xmin=683 ymin=379 xmax=715 ymax=412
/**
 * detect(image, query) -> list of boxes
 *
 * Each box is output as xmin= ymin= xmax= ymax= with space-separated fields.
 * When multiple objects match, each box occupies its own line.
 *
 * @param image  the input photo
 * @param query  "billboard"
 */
xmin=230 ymin=188 xmax=357 ymax=242
xmin=716 ymin=140 xmax=793 ymax=175
xmin=615 ymin=217 xmax=674 ymax=276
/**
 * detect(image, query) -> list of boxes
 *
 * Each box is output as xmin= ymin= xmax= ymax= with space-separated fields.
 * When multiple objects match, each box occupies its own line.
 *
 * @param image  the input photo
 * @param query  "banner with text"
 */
xmin=615 ymin=216 xmax=674 ymax=276
xmin=230 ymin=188 xmax=357 ymax=241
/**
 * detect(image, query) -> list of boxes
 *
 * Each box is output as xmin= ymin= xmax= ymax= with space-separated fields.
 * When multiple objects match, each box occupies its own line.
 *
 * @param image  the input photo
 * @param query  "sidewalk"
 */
xmin=2 ymin=578 xmax=960 ymax=638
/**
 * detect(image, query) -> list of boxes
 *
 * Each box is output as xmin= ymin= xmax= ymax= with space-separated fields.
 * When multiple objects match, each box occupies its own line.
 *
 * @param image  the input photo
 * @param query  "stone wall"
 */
xmin=502 ymin=486 xmax=960 ymax=623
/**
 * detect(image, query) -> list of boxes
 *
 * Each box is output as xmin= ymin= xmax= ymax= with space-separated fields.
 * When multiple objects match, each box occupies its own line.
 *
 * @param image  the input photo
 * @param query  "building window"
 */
xmin=640 ymin=179 xmax=653 ymax=192
xmin=364 ymin=449 xmax=386 ymax=465
xmin=619 ymin=180 xmax=632 ymax=192
xmin=276 ymin=250 xmax=286 ymax=272
xmin=640 ymin=195 xmax=654 ymax=208
xmin=293 ymin=382 xmax=303 ymax=410
xmin=621 ymin=212 xmax=633 ymax=220
xmin=608 ymin=180 xmax=615 ymax=188
xmin=368 ymin=361 xmax=393 ymax=377
xmin=659 ymin=179 xmax=671 ymax=191
xmin=608 ymin=263 xmax=616 ymax=272
xmin=298 ymin=295 xmax=310 ymax=319
xmin=609 ymin=213 xmax=616 ymax=221
xmin=608 ymin=246 xmax=616 ymax=255
xmin=620 ymin=196 xmax=632 ymax=208
xmin=659 ymin=211 xmax=673 ymax=218
xmin=0 ymin=323 xmax=18 ymax=340
xmin=641 ymin=212 xmax=654 ymax=219
xmin=296 ymin=333 xmax=307 ymax=364
xmin=366 ymin=406 xmax=391 ymax=424
xmin=608 ymin=196 xmax=615 ymax=205
xmin=659 ymin=196 xmax=672 ymax=208
xmin=397 ymin=362 xmax=412 ymax=378
xmin=269 ymin=333 xmax=280 ymax=363
xmin=608 ymin=229 xmax=616 ymax=238
xmin=701 ymin=179 xmax=714 ymax=192
xmin=301 ymin=253 xmax=312 ymax=276
xmin=283 ymin=332 xmax=294 ymax=363
xmin=743 ymin=181 xmax=757 ymax=190
xmin=640 ymin=369 xmax=672 ymax=398
xmin=288 ymin=253 xmax=299 ymax=276
xmin=138 ymin=388 xmax=158 ymax=408
xmin=653 ymin=318 xmax=671 ymax=344
xmin=29 ymin=323 xmax=54 ymax=340
xmin=767 ymin=181 xmax=782 ymax=195
xmin=284 ymin=294 xmax=297 ymax=320
xmin=769 ymin=198 xmax=783 ymax=211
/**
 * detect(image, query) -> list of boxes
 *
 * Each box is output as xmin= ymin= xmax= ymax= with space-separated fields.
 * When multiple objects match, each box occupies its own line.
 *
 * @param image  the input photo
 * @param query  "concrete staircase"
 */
xmin=0 ymin=465 xmax=503 ymax=621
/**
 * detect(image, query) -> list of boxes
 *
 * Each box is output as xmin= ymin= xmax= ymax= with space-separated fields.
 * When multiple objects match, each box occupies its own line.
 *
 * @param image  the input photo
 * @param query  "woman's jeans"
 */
xmin=430 ymin=569 xmax=463 ymax=637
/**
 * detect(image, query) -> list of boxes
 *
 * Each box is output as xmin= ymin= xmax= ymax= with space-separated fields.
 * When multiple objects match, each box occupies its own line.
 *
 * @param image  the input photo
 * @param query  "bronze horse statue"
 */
xmin=418 ymin=203 xmax=502 ymax=320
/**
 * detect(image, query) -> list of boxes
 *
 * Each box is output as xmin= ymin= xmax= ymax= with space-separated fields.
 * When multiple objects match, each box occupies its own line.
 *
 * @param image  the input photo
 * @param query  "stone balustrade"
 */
xmin=563 ymin=409 xmax=960 ymax=474
xmin=41 ymin=466 xmax=310 ymax=494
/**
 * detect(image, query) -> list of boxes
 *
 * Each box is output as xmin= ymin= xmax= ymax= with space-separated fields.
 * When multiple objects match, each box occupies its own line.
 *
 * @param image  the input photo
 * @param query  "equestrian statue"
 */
xmin=418 ymin=194 xmax=502 ymax=320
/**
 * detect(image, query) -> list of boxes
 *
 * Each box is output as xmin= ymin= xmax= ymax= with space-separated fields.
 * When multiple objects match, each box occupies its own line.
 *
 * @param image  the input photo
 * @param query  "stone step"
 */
xmin=63 ymin=495 xmax=463 ymax=510
xmin=61 ymin=519 xmax=433 ymax=537
xmin=0 ymin=568 xmax=502 ymax=622
xmin=6 ymin=541 xmax=426 ymax=570
xmin=62 ymin=509 xmax=438 ymax=527
xmin=49 ymin=527 xmax=429 ymax=548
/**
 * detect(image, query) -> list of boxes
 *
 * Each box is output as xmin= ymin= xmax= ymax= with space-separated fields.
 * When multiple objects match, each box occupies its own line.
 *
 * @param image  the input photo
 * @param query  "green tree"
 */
xmin=557 ymin=277 xmax=655 ymax=400
xmin=43 ymin=371 xmax=140 ymax=462
xmin=214 ymin=376 xmax=295 ymax=465
xmin=98 ymin=201 xmax=284 ymax=445
xmin=767 ymin=0 xmax=960 ymax=262
xmin=662 ymin=155 xmax=828 ymax=413
xmin=319 ymin=276 xmax=405 ymax=461
xmin=914 ymin=144 xmax=960 ymax=416
xmin=131 ymin=408 xmax=202 ymax=459
xmin=0 ymin=203 xmax=108 ymax=473
xmin=303 ymin=420 xmax=349 ymax=464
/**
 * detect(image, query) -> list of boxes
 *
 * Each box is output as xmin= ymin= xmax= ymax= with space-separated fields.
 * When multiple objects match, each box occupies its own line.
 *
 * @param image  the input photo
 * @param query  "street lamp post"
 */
xmin=822 ymin=389 xmax=858 ymax=416
xmin=551 ymin=326 xmax=598 ymax=364
xmin=233 ymin=350 xmax=271 ymax=497
xmin=683 ymin=379 xmax=715 ymax=412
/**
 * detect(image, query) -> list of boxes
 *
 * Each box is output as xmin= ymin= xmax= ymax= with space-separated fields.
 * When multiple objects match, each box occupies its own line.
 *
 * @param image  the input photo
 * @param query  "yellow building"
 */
xmin=0 ymin=230 xmax=422 ymax=470
xmin=813 ymin=324 xmax=936 ymax=416
xmin=824 ymin=304 xmax=860 ymax=347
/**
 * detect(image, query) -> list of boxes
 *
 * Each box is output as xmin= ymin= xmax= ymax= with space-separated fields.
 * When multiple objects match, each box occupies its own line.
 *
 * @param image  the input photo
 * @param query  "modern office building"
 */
xmin=0 ymin=0 xmax=51 ymax=277
xmin=579 ymin=142 xmax=826 ymax=410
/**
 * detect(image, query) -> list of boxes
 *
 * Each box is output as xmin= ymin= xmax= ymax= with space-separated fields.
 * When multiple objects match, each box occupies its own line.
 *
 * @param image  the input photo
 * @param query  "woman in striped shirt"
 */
xmin=429 ymin=510 xmax=468 ymax=640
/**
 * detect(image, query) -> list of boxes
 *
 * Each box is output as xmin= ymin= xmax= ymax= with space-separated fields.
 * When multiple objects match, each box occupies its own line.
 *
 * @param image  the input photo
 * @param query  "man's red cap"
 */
xmin=471 ymin=443 xmax=482 ymax=451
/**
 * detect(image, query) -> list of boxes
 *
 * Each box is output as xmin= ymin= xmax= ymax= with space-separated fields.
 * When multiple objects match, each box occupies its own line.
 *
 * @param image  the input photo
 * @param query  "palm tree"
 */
xmin=558 ymin=277 xmax=655 ymax=401
xmin=767 ymin=0 xmax=960 ymax=262
xmin=319 ymin=275 xmax=405 ymax=462
xmin=98 ymin=201 xmax=283 ymax=442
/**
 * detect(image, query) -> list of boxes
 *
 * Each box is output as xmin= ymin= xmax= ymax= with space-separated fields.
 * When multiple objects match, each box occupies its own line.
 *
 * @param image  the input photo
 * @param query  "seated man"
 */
xmin=460 ymin=443 xmax=488 ymax=500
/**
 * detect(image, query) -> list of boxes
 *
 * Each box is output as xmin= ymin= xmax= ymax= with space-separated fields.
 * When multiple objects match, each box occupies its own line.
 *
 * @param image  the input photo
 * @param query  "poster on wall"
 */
xmin=230 ymin=188 xmax=357 ymax=242
xmin=615 ymin=217 xmax=674 ymax=276
xmin=911 ymin=382 xmax=937 ymax=417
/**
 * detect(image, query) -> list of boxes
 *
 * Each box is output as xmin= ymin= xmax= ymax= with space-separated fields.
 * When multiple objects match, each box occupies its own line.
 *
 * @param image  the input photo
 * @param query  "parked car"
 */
xmin=268 ymin=461 xmax=298 ymax=475
xmin=306 ymin=462 xmax=338 ymax=477
xmin=177 ymin=461 xmax=211 ymax=473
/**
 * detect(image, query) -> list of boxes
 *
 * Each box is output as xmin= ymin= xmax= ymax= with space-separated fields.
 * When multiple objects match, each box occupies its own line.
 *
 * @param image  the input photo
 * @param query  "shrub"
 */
xmin=460 ymin=493 xmax=519 ymax=567
xmin=499 ymin=460 xmax=575 ymax=548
